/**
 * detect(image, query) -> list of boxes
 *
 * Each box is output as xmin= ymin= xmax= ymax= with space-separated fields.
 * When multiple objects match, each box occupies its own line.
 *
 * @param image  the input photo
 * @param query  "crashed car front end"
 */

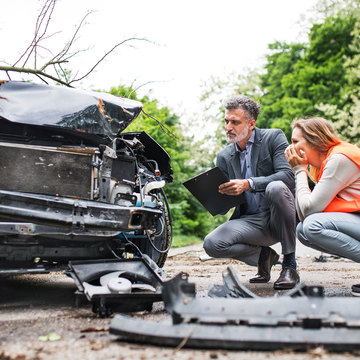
xmin=0 ymin=81 xmax=173 ymax=272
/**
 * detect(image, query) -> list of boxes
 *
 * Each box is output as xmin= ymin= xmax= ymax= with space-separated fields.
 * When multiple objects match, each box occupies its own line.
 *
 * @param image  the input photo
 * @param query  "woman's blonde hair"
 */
xmin=291 ymin=117 xmax=341 ymax=181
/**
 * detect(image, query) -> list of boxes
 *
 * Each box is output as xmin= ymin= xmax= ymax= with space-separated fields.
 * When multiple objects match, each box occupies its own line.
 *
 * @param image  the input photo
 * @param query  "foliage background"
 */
xmin=0 ymin=0 xmax=358 ymax=248
xmin=107 ymin=0 xmax=360 ymax=247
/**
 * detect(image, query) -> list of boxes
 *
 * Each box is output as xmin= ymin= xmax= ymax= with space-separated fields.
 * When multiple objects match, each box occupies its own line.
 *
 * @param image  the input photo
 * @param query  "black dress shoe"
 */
xmin=351 ymin=284 xmax=360 ymax=297
xmin=249 ymin=248 xmax=279 ymax=283
xmin=273 ymin=267 xmax=300 ymax=290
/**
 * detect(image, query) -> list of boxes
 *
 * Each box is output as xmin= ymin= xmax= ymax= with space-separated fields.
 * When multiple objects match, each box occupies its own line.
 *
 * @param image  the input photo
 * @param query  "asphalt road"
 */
xmin=1 ymin=242 xmax=360 ymax=360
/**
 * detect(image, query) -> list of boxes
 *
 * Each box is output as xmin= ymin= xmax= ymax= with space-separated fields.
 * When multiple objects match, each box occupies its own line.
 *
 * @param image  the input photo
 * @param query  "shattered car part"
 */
xmin=110 ymin=267 xmax=360 ymax=351
xmin=110 ymin=312 xmax=360 ymax=351
xmin=208 ymin=266 xmax=259 ymax=299
xmin=0 ymin=80 xmax=142 ymax=137
xmin=0 ymin=81 xmax=173 ymax=272
xmin=68 ymin=258 xmax=164 ymax=317
xmin=0 ymin=189 xmax=162 ymax=231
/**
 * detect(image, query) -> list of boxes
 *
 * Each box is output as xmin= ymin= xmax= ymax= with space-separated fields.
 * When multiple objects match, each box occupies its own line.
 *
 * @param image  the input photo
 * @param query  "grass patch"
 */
xmin=171 ymin=234 xmax=203 ymax=248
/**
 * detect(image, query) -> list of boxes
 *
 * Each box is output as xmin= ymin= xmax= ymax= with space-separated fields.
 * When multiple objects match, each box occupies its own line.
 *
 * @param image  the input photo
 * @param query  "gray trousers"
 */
xmin=297 ymin=212 xmax=360 ymax=263
xmin=203 ymin=181 xmax=296 ymax=266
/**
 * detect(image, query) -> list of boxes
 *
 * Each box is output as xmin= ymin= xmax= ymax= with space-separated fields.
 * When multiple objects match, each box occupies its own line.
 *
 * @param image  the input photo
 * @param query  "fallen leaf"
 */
xmin=308 ymin=346 xmax=327 ymax=358
xmin=38 ymin=333 xmax=62 ymax=342
xmin=80 ymin=327 xmax=109 ymax=333
xmin=91 ymin=341 xmax=104 ymax=350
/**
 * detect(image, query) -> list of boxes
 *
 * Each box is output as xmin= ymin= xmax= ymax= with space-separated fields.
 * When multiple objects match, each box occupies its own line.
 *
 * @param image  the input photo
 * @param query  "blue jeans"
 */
xmin=297 ymin=212 xmax=360 ymax=263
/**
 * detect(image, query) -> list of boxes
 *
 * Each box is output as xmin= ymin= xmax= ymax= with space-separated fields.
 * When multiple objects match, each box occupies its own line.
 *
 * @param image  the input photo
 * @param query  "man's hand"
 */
xmin=218 ymin=179 xmax=250 ymax=196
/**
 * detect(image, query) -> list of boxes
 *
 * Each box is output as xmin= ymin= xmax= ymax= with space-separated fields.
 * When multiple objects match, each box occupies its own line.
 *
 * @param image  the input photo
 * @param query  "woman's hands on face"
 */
xmin=285 ymin=144 xmax=308 ymax=169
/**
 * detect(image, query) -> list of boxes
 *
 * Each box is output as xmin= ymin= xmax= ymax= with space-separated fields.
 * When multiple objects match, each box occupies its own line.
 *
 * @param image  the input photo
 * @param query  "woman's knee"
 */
xmin=296 ymin=221 xmax=311 ymax=246
xmin=302 ymin=215 xmax=322 ymax=237
xmin=296 ymin=222 xmax=304 ymax=241
xmin=299 ymin=214 xmax=327 ymax=248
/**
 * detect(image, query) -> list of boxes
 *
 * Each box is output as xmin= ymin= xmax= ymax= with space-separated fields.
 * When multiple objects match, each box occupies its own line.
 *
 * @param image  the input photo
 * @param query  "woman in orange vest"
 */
xmin=285 ymin=117 xmax=360 ymax=296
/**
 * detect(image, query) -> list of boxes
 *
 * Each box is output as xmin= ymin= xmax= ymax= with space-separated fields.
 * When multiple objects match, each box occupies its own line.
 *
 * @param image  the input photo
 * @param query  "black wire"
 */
xmin=122 ymin=138 xmax=144 ymax=206
xmin=161 ymin=187 xmax=173 ymax=231
xmin=116 ymin=136 xmax=173 ymax=255
xmin=105 ymin=232 xmax=144 ymax=260
xmin=105 ymin=241 xmax=123 ymax=260
xmin=121 ymin=231 xmax=144 ymax=256
xmin=143 ymin=159 xmax=159 ymax=177
xmin=146 ymin=188 xmax=173 ymax=254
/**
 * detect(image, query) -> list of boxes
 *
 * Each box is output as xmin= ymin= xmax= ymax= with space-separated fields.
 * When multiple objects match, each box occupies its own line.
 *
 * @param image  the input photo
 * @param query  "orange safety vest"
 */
xmin=317 ymin=142 xmax=360 ymax=213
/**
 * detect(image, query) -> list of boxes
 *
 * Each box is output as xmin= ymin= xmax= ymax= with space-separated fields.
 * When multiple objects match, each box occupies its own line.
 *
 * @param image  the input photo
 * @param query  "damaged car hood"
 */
xmin=0 ymin=81 xmax=143 ymax=137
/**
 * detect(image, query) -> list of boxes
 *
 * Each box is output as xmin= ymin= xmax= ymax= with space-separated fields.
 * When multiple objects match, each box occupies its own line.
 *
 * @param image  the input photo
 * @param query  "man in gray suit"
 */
xmin=203 ymin=95 xmax=299 ymax=289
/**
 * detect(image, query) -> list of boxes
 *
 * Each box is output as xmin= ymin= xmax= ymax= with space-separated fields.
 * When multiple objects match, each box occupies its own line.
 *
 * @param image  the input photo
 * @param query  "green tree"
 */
xmin=294 ymin=15 xmax=356 ymax=107
xmin=317 ymin=15 xmax=360 ymax=144
xmin=258 ymin=42 xmax=310 ymax=136
xmin=258 ymin=10 xmax=357 ymax=139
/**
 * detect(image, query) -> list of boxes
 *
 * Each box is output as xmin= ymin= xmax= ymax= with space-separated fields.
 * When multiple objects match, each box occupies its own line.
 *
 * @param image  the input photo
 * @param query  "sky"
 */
xmin=0 ymin=0 xmax=319 ymax=117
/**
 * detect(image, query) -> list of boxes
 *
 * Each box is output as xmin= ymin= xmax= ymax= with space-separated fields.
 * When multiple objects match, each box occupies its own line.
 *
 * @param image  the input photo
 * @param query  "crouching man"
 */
xmin=203 ymin=95 xmax=299 ymax=290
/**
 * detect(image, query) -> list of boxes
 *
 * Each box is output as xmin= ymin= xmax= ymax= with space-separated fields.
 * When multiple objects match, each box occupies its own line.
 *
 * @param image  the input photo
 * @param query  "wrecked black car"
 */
xmin=0 ymin=81 xmax=173 ymax=274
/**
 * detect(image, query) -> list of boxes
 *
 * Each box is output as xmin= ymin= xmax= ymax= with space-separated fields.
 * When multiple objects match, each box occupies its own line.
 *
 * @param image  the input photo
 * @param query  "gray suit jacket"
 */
xmin=216 ymin=127 xmax=295 ymax=219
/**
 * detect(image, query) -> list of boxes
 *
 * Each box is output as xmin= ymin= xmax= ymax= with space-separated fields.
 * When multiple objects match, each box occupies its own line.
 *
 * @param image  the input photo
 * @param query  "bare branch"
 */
xmin=35 ymin=73 xmax=49 ymax=84
xmin=53 ymin=64 xmax=62 ymax=81
xmin=33 ymin=0 xmax=57 ymax=68
xmin=70 ymin=69 xmax=80 ymax=83
xmin=141 ymin=109 xmax=178 ymax=140
xmin=57 ymin=63 xmax=71 ymax=83
xmin=60 ymin=11 xmax=93 ymax=59
xmin=39 ymin=59 xmax=68 ymax=71
xmin=0 ymin=65 xmax=73 ymax=87
xmin=13 ymin=0 xmax=56 ymax=68
xmin=45 ymin=10 xmax=94 ymax=67
xmin=1 ymin=1 xmax=155 ymax=92
xmin=69 ymin=37 xmax=150 ymax=85
xmin=128 ymin=81 xmax=155 ymax=98
xmin=56 ymin=47 xmax=90 ymax=64
xmin=128 ymin=80 xmax=169 ymax=98
xmin=38 ymin=30 xmax=63 ymax=43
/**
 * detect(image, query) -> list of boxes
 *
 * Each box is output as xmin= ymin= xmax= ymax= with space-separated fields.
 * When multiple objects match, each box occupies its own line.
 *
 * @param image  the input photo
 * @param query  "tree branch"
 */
xmin=141 ymin=109 xmax=178 ymax=140
xmin=69 ymin=37 xmax=150 ymax=85
xmin=0 ymin=65 xmax=73 ymax=87
xmin=13 ymin=0 xmax=56 ymax=68
xmin=45 ymin=10 xmax=93 ymax=67
xmin=1 ymin=0 xmax=154 ymax=90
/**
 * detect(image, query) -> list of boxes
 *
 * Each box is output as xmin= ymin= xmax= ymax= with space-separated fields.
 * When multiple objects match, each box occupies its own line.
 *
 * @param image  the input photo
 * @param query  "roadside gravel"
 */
xmin=1 ymin=241 xmax=360 ymax=359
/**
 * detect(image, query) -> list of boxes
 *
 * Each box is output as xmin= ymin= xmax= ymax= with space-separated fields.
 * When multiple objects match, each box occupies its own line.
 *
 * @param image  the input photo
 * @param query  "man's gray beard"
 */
xmin=226 ymin=127 xmax=249 ymax=144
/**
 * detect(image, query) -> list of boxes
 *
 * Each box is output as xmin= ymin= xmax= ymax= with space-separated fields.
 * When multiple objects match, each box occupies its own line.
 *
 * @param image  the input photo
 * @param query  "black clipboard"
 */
xmin=183 ymin=167 xmax=245 ymax=216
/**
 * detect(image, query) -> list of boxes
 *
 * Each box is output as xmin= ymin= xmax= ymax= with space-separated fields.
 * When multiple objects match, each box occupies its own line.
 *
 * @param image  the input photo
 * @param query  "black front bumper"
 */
xmin=0 ymin=190 xmax=162 ymax=231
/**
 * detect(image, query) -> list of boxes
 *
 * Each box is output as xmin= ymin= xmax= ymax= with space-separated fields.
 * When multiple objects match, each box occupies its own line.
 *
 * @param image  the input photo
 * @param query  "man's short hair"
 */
xmin=223 ymin=95 xmax=261 ymax=121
